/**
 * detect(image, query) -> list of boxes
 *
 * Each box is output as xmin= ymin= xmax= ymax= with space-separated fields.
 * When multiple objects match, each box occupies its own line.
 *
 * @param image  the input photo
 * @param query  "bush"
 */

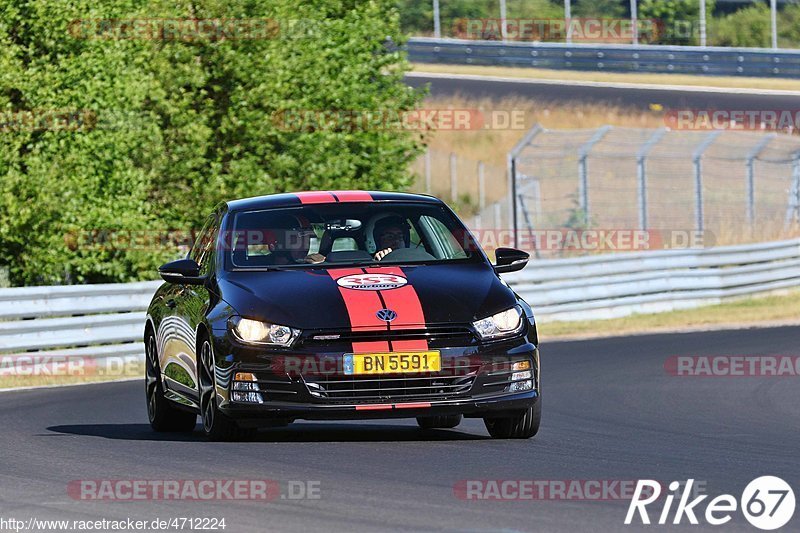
xmin=640 ymin=0 xmax=715 ymax=46
xmin=710 ymin=3 xmax=771 ymax=48
xmin=0 ymin=0 xmax=425 ymax=286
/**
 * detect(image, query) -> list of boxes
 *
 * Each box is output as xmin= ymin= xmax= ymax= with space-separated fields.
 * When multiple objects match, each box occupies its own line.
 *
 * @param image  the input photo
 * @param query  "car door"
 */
xmin=161 ymin=212 xmax=220 ymax=405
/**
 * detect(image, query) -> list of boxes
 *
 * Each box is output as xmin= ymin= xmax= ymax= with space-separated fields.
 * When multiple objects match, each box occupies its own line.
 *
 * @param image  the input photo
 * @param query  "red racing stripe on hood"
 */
xmin=328 ymin=268 xmax=389 ymax=353
xmin=365 ymin=267 xmax=429 ymax=351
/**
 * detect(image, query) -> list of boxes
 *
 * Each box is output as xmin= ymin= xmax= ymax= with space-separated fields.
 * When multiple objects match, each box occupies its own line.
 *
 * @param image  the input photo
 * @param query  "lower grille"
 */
xmin=302 ymin=363 xmax=480 ymax=403
xmin=299 ymin=326 xmax=476 ymax=350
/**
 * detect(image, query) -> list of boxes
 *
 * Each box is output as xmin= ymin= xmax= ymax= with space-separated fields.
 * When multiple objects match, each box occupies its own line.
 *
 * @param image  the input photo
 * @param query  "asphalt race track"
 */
xmin=1 ymin=326 xmax=798 ymax=532
xmin=406 ymin=73 xmax=800 ymax=111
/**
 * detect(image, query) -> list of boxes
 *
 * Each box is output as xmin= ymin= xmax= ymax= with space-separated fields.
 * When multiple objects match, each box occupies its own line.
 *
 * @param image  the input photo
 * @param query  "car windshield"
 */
xmin=226 ymin=202 xmax=483 ymax=270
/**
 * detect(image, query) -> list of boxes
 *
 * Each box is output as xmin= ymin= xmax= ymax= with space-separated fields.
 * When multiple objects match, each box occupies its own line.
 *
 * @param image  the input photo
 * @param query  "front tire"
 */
xmin=416 ymin=414 xmax=462 ymax=430
xmin=483 ymin=399 xmax=541 ymax=439
xmin=145 ymin=333 xmax=197 ymax=432
xmin=198 ymin=337 xmax=256 ymax=441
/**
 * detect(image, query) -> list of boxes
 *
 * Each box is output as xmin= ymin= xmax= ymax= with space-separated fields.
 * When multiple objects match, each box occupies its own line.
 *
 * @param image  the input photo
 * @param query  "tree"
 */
xmin=640 ymin=0 xmax=716 ymax=45
xmin=0 ymin=0 xmax=425 ymax=285
xmin=710 ymin=3 xmax=771 ymax=48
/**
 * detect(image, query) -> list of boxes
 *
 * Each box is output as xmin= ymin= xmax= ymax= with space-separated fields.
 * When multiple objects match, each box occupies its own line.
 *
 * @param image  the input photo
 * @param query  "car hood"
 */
xmin=218 ymin=262 xmax=517 ymax=331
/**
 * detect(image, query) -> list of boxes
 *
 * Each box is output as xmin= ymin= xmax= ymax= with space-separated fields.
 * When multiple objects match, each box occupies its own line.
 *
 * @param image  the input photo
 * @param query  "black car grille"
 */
xmin=302 ymin=361 xmax=481 ymax=403
xmin=298 ymin=326 xmax=476 ymax=350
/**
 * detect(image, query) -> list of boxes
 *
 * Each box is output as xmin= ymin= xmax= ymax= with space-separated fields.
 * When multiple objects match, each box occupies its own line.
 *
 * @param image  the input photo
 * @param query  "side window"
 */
xmin=190 ymin=213 xmax=220 ymax=275
xmin=419 ymin=215 xmax=467 ymax=259
xmin=408 ymin=222 xmax=422 ymax=247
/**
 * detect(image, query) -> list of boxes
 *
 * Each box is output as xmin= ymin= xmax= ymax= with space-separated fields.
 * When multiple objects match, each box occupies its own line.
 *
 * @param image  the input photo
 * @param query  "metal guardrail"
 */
xmin=0 ymin=281 xmax=160 ymax=364
xmin=0 ymin=238 xmax=798 ymax=368
xmin=503 ymin=238 xmax=800 ymax=321
xmin=408 ymin=37 xmax=800 ymax=78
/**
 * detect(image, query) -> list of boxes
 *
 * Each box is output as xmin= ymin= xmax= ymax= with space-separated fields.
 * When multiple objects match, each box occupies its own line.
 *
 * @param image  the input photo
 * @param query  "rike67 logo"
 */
xmin=625 ymin=477 xmax=795 ymax=530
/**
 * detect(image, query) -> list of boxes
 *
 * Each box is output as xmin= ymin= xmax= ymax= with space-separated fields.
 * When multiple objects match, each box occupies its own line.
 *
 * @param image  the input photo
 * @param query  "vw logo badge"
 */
xmin=376 ymin=308 xmax=397 ymax=322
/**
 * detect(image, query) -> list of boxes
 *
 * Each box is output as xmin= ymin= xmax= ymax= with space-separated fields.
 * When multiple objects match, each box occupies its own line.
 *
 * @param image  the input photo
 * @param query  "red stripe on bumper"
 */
xmin=394 ymin=402 xmax=431 ymax=409
xmin=296 ymin=191 xmax=337 ymax=204
xmin=355 ymin=404 xmax=392 ymax=411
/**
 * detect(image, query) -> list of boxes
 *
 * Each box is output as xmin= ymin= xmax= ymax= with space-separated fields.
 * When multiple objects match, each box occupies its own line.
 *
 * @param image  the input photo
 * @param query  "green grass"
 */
xmin=540 ymin=290 xmax=800 ymax=340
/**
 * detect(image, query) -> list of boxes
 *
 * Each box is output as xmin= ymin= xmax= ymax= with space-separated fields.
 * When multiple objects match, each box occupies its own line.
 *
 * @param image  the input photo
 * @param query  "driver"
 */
xmin=266 ymin=215 xmax=322 ymax=265
xmin=373 ymin=216 xmax=410 ymax=261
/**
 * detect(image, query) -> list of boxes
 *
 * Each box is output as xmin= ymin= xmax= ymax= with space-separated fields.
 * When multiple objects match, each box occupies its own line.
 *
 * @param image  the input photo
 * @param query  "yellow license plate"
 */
xmin=344 ymin=351 xmax=441 ymax=375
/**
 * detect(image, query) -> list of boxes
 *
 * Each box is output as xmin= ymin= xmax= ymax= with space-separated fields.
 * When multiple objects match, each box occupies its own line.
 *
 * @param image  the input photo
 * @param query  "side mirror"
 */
xmin=493 ymin=247 xmax=529 ymax=274
xmin=158 ymin=258 xmax=205 ymax=285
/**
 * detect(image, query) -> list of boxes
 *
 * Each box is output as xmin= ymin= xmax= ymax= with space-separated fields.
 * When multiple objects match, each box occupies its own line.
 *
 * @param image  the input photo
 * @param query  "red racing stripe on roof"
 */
xmin=330 ymin=191 xmax=372 ymax=202
xmin=296 ymin=191 xmax=337 ymax=204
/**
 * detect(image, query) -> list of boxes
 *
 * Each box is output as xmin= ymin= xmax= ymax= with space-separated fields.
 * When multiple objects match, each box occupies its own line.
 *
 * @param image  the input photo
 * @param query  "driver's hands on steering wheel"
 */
xmin=374 ymin=248 xmax=393 ymax=261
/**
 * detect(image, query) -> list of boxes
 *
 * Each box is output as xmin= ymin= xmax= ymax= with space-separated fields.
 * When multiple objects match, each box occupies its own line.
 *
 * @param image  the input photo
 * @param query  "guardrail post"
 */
xmin=692 ymin=131 xmax=721 ymax=233
xmin=578 ymin=126 xmax=612 ymax=225
xmin=699 ymin=0 xmax=707 ymax=47
xmin=745 ymin=134 xmax=776 ymax=227
xmin=424 ymin=150 xmax=432 ymax=194
xmin=478 ymin=161 xmax=486 ymax=212
xmin=771 ymin=0 xmax=778 ymax=50
xmin=564 ymin=0 xmax=572 ymax=43
xmin=500 ymin=0 xmax=507 ymax=42
xmin=636 ymin=128 xmax=667 ymax=230
xmin=508 ymin=124 xmax=543 ymax=247
xmin=432 ymin=0 xmax=441 ymax=38
xmin=450 ymin=152 xmax=457 ymax=202
xmin=785 ymin=154 xmax=800 ymax=228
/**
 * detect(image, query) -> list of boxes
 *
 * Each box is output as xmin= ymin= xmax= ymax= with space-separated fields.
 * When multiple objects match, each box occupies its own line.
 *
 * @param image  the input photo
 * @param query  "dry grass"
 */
xmin=540 ymin=290 xmax=800 ymax=340
xmin=412 ymin=63 xmax=800 ymax=92
xmin=0 ymin=361 xmax=143 ymax=390
xmin=408 ymin=95 xmax=665 ymax=210
xmin=419 ymin=95 xmax=665 ymax=166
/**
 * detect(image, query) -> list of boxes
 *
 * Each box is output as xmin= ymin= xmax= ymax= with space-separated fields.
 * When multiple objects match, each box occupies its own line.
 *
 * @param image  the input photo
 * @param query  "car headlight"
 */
xmin=472 ymin=306 xmax=523 ymax=340
xmin=229 ymin=317 xmax=300 ymax=347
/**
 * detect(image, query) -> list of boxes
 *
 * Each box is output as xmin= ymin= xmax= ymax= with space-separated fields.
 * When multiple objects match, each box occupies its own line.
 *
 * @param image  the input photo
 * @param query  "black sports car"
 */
xmin=145 ymin=191 xmax=540 ymax=440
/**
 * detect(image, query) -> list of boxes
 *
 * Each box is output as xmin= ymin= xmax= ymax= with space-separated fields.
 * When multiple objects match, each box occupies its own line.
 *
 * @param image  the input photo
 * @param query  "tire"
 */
xmin=198 ymin=336 xmax=257 ymax=441
xmin=145 ymin=333 xmax=197 ymax=432
xmin=416 ymin=414 xmax=462 ymax=430
xmin=483 ymin=399 xmax=541 ymax=439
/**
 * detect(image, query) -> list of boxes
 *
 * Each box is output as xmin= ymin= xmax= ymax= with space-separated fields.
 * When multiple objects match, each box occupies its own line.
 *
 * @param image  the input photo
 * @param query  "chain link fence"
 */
xmin=508 ymin=125 xmax=800 ymax=253
xmin=408 ymin=148 xmax=509 ymax=227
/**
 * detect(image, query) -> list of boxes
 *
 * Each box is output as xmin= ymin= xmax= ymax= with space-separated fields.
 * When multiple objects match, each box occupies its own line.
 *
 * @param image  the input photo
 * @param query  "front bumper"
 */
xmin=224 ymin=391 xmax=539 ymax=426
xmin=210 ymin=321 xmax=540 ymax=425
